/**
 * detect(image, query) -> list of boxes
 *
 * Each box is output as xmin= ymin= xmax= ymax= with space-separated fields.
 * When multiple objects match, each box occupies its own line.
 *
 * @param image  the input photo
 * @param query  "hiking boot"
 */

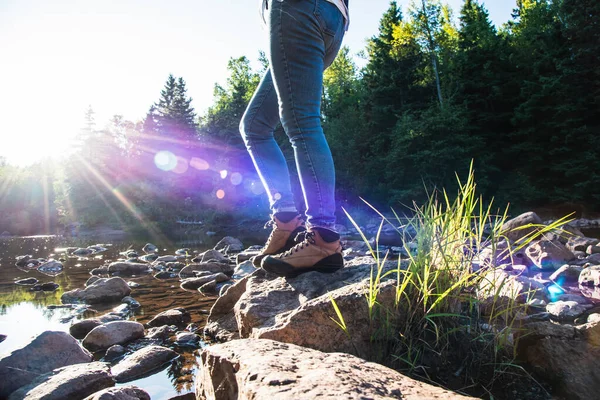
xmin=251 ymin=214 xmax=306 ymax=268
xmin=261 ymin=228 xmax=343 ymax=278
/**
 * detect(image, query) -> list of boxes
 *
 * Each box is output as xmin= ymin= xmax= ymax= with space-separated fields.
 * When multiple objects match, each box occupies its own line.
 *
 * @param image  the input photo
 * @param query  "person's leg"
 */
xmin=261 ymin=0 xmax=346 ymax=276
xmin=267 ymin=0 xmax=345 ymax=231
xmin=240 ymin=69 xmax=297 ymax=215
xmin=240 ymin=69 xmax=305 ymax=267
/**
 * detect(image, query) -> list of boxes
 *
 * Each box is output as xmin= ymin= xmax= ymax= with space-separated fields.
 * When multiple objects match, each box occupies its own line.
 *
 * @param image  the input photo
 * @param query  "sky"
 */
xmin=0 ymin=0 xmax=516 ymax=166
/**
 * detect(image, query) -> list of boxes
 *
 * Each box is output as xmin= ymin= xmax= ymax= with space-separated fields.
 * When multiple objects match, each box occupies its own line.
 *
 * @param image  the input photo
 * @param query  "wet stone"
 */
xmin=15 ymin=277 xmax=38 ymax=285
xmin=546 ymin=300 xmax=593 ymax=321
xmin=104 ymin=344 xmax=127 ymax=362
xmin=31 ymin=282 xmax=59 ymax=291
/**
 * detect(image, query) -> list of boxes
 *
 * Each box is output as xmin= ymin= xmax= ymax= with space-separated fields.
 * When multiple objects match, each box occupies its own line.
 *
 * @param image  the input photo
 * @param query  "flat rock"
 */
xmin=107 ymin=262 xmax=151 ymax=276
xmin=8 ymin=362 xmax=114 ymax=400
xmin=196 ymin=339 xmax=474 ymax=400
xmin=84 ymin=386 xmax=150 ymax=400
xmin=0 ymin=330 xmax=92 ymax=398
xmin=15 ymin=277 xmax=38 ymax=285
xmin=196 ymin=249 xmax=228 ymax=263
xmin=111 ymin=345 xmax=179 ymax=383
xmin=82 ymin=321 xmax=145 ymax=352
xmin=179 ymin=262 xmax=233 ymax=278
xmin=147 ymin=308 xmax=191 ymax=328
xmin=181 ymin=275 xmax=220 ymax=291
xmin=204 ymin=257 xmax=399 ymax=358
xmin=62 ymin=277 xmax=131 ymax=304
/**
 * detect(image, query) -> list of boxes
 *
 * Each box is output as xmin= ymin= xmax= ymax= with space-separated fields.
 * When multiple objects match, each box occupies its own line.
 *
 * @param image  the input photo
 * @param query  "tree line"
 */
xmin=1 ymin=0 xmax=598 ymax=236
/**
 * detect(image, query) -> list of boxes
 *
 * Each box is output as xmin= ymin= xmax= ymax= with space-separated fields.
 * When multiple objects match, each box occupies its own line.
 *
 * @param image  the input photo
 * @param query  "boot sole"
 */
xmin=261 ymin=253 xmax=344 ymax=278
xmin=251 ymin=226 xmax=306 ymax=268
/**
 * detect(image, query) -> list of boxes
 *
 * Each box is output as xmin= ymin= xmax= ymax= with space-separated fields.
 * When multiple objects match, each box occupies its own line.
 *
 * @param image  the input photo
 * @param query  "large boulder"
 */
xmin=477 ymin=269 xmax=547 ymax=315
xmin=82 ymin=321 xmax=145 ymax=352
xmin=8 ymin=362 xmax=114 ymax=400
xmin=501 ymin=212 xmax=543 ymax=242
xmin=525 ymin=240 xmax=576 ymax=270
xmin=61 ymin=277 xmax=131 ymax=304
xmin=84 ymin=386 xmax=150 ymax=400
xmin=146 ymin=308 xmax=191 ymax=328
xmin=179 ymin=262 xmax=233 ymax=278
xmin=0 ymin=331 xmax=92 ymax=398
xmin=111 ymin=345 xmax=179 ymax=383
xmin=204 ymin=257 xmax=399 ymax=358
xmin=517 ymin=321 xmax=600 ymax=400
xmin=196 ymin=339 xmax=474 ymax=400
xmin=107 ymin=262 xmax=151 ymax=276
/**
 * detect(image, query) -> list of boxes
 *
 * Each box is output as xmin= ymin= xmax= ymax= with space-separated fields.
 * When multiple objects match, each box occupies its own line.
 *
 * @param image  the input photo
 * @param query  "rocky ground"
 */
xmin=1 ymin=214 xmax=600 ymax=399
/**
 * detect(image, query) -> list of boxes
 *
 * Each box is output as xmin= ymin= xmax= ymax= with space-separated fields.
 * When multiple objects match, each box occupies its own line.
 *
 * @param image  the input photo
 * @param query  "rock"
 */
xmin=91 ymin=266 xmax=109 ymax=275
xmin=86 ymin=276 xmax=101 ymax=286
xmin=107 ymin=262 xmax=150 ymax=276
xmin=166 ymin=262 xmax=185 ymax=270
xmin=501 ymin=212 xmax=543 ymax=242
xmin=121 ymin=296 xmax=140 ymax=308
xmin=214 ymin=236 xmax=244 ymax=253
xmin=15 ymin=254 xmax=33 ymax=267
xmin=0 ymin=334 xmax=6 ymax=343
xmin=197 ymin=339 xmax=474 ymax=400
xmin=175 ymin=248 xmax=191 ymax=256
xmin=38 ymin=260 xmax=64 ymax=276
xmin=587 ymin=313 xmax=600 ymax=323
xmin=175 ymin=332 xmax=200 ymax=346
xmin=155 ymin=255 xmax=178 ymax=263
xmin=0 ymin=331 xmax=92 ymax=398
xmin=525 ymin=240 xmax=576 ymax=270
xmin=517 ymin=321 xmax=600 ymax=400
xmin=84 ymin=386 xmax=150 ymax=400
xmin=82 ymin=321 xmax=145 ymax=352
xmin=233 ymin=260 xmax=255 ymax=279
xmin=32 ymin=282 xmax=60 ymax=291
xmin=70 ymin=319 xmax=103 ymax=339
xmin=546 ymin=300 xmax=592 ymax=321
xmin=104 ymin=345 xmax=126 ymax=362
xmin=142 ymin=243 xmax=158 ymax=254
xmin=586 ymin=253 xmax=600 ymax=264
xmin=139 ymin=253 xmax=158 ymax=263
xmin=127 ymin=281 xmax=141 ymax=288
xmin=146 ymin=325 xmax=177 ymax=340
xmin=98 ymin=314 xmax=125 ymax=323
xmin=198 ymin=280 xmax=217 ymax=294
xmin=181 ymin=273 xmax=228 ymax=290
xmin=587 ymin=245 xmax=600 ymax=255
xmin=62 ymin=277 xmax=131 ymax=304
xmin=73 ymin=247 xmax=95 ymax=257
xmin=557 ymin=293 xmax=590 ymax=304
xmin=15 ymin=277 xmax=38 ymax=285
xmin=236 ymin=246 xmax=262 ymax=264
xmin=8 ymin=362 xmax=114 ymax=400
xmin=196 ymin=249 xmax=228 ymax=263
xmin=579 ymin=266 xmax=600 ymax=286
xmin=478 ymin=269 xmax=547 ymax=315
xmin=204 ymin=257 xmax=399 ymax=357
xmin=147 ymin=308 xmax=191 ymax=328
xmin=218 ymin=283 xmax=233 ymax=296
xmin=111 ymin=345 xmax=179 ymax=383
xmin=567 ymin=236 xmax=600 ymax=253
xmin=154 ymin=271 xmax=177 ymax=279
xmin=179 ymin=262 xmax=233 ymax=278
xmin=549 ymin=265 xmax=583 ymax=284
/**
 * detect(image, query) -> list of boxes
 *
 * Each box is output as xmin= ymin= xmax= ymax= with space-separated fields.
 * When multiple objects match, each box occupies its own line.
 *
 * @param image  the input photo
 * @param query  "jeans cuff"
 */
xmin=272 ymin=206 xmax=298 ymax=214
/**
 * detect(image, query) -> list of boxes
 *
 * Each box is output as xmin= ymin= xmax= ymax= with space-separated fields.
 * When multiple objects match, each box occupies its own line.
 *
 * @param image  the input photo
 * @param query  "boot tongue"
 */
xmin=311 ymin=227 xmax=340 ymax=243
xmin=273 ymin=212 xmax=299 ymax=223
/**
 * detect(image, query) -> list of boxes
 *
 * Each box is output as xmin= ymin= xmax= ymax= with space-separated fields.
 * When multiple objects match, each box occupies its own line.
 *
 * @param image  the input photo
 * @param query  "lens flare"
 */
xmin=154 ymin=151 xmax=177 ymax=171
xmin=248 ymin=180 xmax=265 ymax=195
xmin=273 ymin=192 xmax=282 ymax=200
xmin=173 ymin=157 xmax=189 ymax=174
xmin=220 ymin=170 xmax=228 ymax=179
xmin=216 ymin=189 xmax=225 ymax=199
xmin=230 ymin=172 xmax=242 ymax=186
xmin=190 ymin=157 xmax=210 ymax=171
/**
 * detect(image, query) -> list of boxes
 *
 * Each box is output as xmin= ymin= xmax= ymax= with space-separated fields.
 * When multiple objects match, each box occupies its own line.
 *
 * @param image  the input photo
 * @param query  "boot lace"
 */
xmin=262 ymin=219 xmax=276 ymax=249
xmin=279 ymin=231 xmax=316 ymax=258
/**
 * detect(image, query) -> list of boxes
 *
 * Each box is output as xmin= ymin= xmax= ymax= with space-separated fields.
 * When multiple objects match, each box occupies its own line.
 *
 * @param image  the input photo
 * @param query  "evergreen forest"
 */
xmin=1 ymin=0 xmax=598 ymax=236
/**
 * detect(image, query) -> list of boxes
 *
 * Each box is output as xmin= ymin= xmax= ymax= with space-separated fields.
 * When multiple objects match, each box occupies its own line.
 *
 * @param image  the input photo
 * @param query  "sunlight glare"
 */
xmin=154 ymin=151 xmax=177 ymax=171
xmin=190 ymin=157 xmax=210 ymax=171
xmin=220 ymin=170 xmax=228 ymax=179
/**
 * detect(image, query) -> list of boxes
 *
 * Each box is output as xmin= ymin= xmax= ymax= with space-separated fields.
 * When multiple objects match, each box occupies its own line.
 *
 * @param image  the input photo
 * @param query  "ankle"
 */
xmin=311 ymin=227 xmax=340 ymax=243
xmin=273 ymin=212 xmax=299 ymax=223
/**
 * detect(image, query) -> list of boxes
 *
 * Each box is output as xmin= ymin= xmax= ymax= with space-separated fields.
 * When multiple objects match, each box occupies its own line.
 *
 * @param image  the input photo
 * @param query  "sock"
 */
xmin=274 ymin=212 xmax=298 ymax=223
xmin=313 ymin=227 xmax=340 ymax=243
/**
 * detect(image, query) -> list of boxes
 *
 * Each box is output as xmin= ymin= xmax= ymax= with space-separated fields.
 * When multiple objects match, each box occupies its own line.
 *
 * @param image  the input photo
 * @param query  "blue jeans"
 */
xmin=240 ymin=0 xmax=346 ymax=230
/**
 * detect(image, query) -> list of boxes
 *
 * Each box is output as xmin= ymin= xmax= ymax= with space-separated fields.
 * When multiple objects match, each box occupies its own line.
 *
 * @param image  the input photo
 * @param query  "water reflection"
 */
xmin=0 ymin=235 xmax=216 ymax=399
